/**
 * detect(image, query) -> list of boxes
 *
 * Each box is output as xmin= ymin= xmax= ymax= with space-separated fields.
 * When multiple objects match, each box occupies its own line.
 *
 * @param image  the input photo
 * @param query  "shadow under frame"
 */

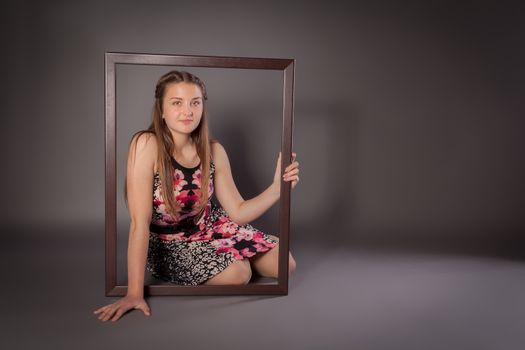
xmin=104 ymin=51 xmax=295 ymax=296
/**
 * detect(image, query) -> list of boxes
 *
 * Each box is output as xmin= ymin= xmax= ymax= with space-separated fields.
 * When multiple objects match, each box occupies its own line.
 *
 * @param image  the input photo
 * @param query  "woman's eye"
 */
xmin=193 ymin=101 xmax=200 ymax=106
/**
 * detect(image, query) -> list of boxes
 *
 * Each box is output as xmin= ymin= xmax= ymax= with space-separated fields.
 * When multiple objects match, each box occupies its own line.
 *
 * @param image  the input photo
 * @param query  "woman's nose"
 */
xmin=182 ymin=104 xmax=192 ymax=116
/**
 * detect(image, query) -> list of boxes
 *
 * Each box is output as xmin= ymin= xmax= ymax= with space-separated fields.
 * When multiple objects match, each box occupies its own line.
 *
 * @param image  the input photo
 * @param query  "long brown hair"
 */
xmin=124 ymin=70 xmax=217 ymax=221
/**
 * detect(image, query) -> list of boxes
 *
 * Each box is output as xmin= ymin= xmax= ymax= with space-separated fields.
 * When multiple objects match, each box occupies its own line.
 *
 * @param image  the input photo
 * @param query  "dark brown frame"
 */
xmin=105 ymin=52 xmax=295 ymax=296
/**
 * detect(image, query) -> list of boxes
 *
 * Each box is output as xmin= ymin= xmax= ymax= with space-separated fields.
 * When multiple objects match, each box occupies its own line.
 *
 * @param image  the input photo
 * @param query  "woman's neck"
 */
xmin=171 ymin=133 xmax=196 ymax=157
xmin=171 ymin=133 xmax=194 ymax=152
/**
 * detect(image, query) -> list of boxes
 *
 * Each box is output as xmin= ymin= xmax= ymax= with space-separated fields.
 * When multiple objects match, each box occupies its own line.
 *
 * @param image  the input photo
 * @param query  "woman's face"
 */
xmin=162 ymin=82 xmax=204 ymax=135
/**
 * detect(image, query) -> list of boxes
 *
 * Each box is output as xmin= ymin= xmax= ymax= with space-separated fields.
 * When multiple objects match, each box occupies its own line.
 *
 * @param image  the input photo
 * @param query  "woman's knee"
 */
xmin=289 ymin=253 xmax=297 ymax=274
xmin=231 ymin=260 xmax=252 ymax=284
xmin=267 ymin=234 xmax=297 ymax=274
xmin=204 ymin=259 xmax=252 ymax=285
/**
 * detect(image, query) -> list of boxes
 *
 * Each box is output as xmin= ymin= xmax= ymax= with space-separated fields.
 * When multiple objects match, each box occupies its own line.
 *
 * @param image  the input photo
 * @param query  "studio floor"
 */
xmin=2 ymin=229 xmax=524 ymax=350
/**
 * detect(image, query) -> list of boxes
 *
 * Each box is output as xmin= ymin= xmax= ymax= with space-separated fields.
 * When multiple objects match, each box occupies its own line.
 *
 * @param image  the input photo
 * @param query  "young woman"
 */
xmin=94 ymin=70 xmax=300 ymax=322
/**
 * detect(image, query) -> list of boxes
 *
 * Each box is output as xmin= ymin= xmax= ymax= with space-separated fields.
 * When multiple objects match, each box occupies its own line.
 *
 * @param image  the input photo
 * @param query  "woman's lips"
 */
xmin=180 ymin=120 xmax=193 ymax=124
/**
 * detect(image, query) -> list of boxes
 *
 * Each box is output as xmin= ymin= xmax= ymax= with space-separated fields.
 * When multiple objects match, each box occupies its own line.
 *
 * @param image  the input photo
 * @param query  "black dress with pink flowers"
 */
xmin=146 ymin=155 xmax=279 ymax=285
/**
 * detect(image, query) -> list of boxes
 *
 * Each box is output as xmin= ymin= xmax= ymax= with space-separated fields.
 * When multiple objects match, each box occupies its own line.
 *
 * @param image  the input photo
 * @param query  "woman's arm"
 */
xmin=236 ymin=184 xmax=280 ymax=226
xmin=125 ymin=132 xmax=156 ymax=298
xmin=92 ymin=133 xmax=156 ymax=322
xmin=212 ymin=142 xmax=280 ymax=226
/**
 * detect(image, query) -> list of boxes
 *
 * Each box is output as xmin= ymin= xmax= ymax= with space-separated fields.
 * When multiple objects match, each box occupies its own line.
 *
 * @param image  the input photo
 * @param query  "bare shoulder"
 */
xmin=210 ymin=140 xmax=226 ymax=157
xmin=128 ymin=131 xmax=158 ymax=172
xmin=210 ymin=140 xmax=228 ymax=171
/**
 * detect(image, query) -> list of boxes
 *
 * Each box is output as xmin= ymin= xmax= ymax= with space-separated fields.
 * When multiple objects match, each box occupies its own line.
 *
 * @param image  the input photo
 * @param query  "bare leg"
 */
xmin=248 ymin=234 xmax=297 ymax=278
xmin=203 ymin=259 xmax=252 ymax=285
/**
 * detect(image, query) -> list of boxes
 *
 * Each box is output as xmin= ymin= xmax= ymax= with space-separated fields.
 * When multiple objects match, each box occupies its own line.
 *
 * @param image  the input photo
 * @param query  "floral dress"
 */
xmin=146 ymin=155 xmax=279 ymax=285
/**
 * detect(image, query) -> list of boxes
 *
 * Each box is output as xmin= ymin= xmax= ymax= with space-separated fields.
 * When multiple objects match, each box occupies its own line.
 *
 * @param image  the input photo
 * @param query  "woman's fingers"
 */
xmin=284 ymin=161 xmax=299 ymax=171
xmin=99 ymin=308 xmax=113 ymax=321
xmin=111 ymin=308 xmax=125 ymax=322
xmin=106 ymin=307 xmax=123 ymax=322
xmin=93 ymin=306 xmax=106 ymax=314
xmin=284 ymin=168 xmax=299 ymax=176
xmin=137 ymin=303 xmax=151 ymax=316
xmin=283 ymin=168 xmax=299 ymax=181
xmin=94 ymin=296 xmax=150 ymax=322
xmin=96 ymin=303 xmax=122 ymax=322
xmin=275 ymin=152 xmax=299 ymax=189
xmin=94 ymin=304 xmax=111 ymax=317
xmin=102 ymin=306 xmax=117 ymax=321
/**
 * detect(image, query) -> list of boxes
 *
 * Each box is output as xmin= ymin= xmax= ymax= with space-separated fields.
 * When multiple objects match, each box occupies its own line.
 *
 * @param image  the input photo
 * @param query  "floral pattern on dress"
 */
xmin=146 ymin=156 xmax=279 ymax=285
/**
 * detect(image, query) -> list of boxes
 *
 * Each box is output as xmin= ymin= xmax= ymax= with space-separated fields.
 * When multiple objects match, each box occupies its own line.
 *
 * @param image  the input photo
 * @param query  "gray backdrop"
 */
xmin=2 ymin=0 xmax=523 ymax=250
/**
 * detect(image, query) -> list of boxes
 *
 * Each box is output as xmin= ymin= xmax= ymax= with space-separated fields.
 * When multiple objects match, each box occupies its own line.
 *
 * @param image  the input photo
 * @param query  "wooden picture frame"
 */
xmin=104 ymin=52 xmax=295 ymax=296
